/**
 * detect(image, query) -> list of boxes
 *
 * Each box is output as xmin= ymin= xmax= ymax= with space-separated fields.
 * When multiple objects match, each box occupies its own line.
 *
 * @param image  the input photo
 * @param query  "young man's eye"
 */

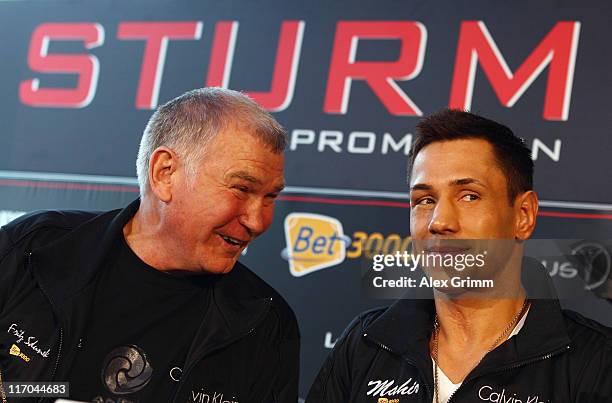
xmin=414 ymin=197 xmax=434 ymax=206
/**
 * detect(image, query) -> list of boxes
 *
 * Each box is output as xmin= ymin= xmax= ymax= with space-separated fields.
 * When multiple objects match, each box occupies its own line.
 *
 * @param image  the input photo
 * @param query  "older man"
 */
xmin=0 ymin=88 xmax=299 ymax=403
xmin=307 ymin=109 xmax=612 ymax=403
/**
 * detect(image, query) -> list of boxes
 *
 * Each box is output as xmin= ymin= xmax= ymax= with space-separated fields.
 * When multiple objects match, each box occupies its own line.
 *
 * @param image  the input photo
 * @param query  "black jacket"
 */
xmin=0 ymin=200 xmax=299 ymax=403
xmin=307 ymin=262 xmax=612 ymax=403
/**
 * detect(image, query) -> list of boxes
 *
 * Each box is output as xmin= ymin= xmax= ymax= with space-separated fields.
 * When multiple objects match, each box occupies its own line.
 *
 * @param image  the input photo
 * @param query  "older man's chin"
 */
xmin=199 ymin=257 xmax=241 ymax=275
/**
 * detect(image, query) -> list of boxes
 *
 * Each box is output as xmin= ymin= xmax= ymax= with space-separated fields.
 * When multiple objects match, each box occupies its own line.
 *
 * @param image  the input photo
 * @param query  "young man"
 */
xmin=307 ymin=109 xmax=611 ymax=403
xmin=0 ymin=88 xmax=299 ymax=403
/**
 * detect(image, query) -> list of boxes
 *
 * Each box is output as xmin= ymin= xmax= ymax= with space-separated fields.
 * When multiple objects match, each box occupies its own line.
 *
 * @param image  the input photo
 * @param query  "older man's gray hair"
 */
xmin=136 ymin=87 xmax=288 ymax=197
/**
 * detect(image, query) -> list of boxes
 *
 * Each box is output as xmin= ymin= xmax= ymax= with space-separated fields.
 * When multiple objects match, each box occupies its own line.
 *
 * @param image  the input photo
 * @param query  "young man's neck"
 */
xmin=433 ymin=288 xmax=527 ymax=348
xmin=433 ymin=247 xmax=527 ymax=345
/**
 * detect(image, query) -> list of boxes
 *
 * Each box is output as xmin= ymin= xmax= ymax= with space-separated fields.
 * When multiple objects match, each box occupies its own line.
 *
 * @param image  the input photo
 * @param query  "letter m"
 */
xmin=449 ymin=21 xmax=581 ymax=121
xmin=367 ymin=380 xmax=394 ymax=396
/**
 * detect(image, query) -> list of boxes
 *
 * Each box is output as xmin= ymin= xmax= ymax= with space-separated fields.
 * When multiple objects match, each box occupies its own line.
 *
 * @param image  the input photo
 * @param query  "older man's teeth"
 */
xmin=221 ymin=235 xmax=242 ymax=246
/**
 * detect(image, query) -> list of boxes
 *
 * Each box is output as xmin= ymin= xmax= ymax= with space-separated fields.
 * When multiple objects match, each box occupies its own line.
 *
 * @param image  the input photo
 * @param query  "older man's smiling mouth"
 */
xmin=219 ymin=234 xmax=247 ymax=247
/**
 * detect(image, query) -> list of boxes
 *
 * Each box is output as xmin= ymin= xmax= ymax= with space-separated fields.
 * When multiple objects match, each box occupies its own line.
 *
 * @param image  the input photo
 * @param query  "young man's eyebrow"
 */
xmin=410 ymin=178 xmax=486 ymax=192
xmin=452 ymin=177 xmax=486 ymax=187
xmin=410 ymin=183 xmax=433 ymax=192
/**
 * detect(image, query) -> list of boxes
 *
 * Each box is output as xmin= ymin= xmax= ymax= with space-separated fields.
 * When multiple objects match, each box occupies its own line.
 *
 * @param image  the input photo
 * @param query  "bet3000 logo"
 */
xmin=282 ymin=213 xmax=350 ymax=277
xmin=281 ymin=213 xmax=412 ymax=277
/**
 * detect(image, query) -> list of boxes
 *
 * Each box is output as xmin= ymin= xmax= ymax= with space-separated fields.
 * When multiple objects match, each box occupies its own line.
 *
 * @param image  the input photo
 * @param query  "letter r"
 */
xmin=324 ymin=21 xmax=427 ymax=116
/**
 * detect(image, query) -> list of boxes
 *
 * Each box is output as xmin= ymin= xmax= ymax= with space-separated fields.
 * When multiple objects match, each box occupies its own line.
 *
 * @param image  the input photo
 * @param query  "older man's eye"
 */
xmin=233 ymin=185 xmax=250 ymax=193
xmin=262 ymin=193 xmax=279 ymax=206
xmin=461 ymin=194 xmax=479 ymax=202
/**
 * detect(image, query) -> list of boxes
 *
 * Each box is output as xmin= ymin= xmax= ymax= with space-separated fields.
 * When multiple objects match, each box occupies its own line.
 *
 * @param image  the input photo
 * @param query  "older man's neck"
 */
xmin=123 ymin=199 xmax=175 ymax=271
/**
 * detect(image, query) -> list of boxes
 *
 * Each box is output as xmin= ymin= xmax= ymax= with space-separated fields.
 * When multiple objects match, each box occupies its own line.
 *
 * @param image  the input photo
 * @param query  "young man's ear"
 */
xmin=149 ymin=147 xmax=178 ymax=203
xmin=514 ymin=190 xmax=539 ymax=240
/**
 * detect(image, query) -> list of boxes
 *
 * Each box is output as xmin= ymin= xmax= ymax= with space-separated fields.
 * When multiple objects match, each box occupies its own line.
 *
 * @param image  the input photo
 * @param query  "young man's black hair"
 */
xmin=408 ymin=108 xmax=533 ymax=203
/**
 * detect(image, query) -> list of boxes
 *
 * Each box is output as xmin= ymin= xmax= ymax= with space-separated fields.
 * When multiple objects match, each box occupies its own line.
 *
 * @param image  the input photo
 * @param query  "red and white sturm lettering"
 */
xmin=18 ymin=19 xmax=581 ymax=120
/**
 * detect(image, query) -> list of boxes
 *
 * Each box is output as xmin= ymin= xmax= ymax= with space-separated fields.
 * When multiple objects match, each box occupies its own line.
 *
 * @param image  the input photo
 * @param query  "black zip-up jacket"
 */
xmin=0 ymin=200 xmax=299 ymax=403
xmin=307 ymin=261 xmax=612 ymax=403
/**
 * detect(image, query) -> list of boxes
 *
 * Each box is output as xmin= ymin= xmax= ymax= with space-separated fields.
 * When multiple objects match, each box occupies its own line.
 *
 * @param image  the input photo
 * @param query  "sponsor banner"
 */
xmin=0 ymin=1 xmax=610 ymax=200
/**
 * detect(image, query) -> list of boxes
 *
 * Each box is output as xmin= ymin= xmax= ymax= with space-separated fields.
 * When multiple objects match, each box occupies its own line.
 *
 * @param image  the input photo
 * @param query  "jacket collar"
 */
xmin=29 ymin=199 xmax=271 ymax=341
xmin=364 ymin=257 xmax=571 ymax=367
xmin=31 ymin=199 xmax=139 ymax=308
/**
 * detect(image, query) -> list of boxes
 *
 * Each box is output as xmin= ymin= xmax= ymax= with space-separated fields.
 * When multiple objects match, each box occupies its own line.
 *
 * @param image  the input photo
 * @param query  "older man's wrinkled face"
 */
xmin=169 ymin=126 xmax=285 ymax=274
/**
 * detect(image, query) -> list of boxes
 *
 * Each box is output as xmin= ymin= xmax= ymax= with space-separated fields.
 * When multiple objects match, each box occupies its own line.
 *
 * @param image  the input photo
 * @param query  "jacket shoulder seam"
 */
xmin=1 ymin=211 xmax=91 ymax=260
xmin=563 ymin=309 xmax=612 ymax=345
xmin=358 ymin=306 xmax=387 ymax=328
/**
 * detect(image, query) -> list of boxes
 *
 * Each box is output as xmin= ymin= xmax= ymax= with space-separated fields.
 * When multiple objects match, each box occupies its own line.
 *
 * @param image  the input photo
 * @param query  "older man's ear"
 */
xmin=148 ymin=147 xmax=178 ymax=203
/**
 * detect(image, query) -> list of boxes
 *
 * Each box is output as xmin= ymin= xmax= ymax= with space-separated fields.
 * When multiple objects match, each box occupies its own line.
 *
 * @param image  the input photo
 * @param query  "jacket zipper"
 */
xmin=28 ymin=252 xmax=64 ymax=403
xmin=363 ymin=333 xmax=434 ymax=401
xmin=445 ymin=344 xmax=571 ymax=403
xmin=169 ymin=298 xmax=272 ymax=403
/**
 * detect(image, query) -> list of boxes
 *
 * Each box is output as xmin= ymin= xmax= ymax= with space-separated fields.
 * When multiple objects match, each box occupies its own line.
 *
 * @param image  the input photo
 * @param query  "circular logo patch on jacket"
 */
xmin=101 ymin=345 xmax=153 ymax=394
